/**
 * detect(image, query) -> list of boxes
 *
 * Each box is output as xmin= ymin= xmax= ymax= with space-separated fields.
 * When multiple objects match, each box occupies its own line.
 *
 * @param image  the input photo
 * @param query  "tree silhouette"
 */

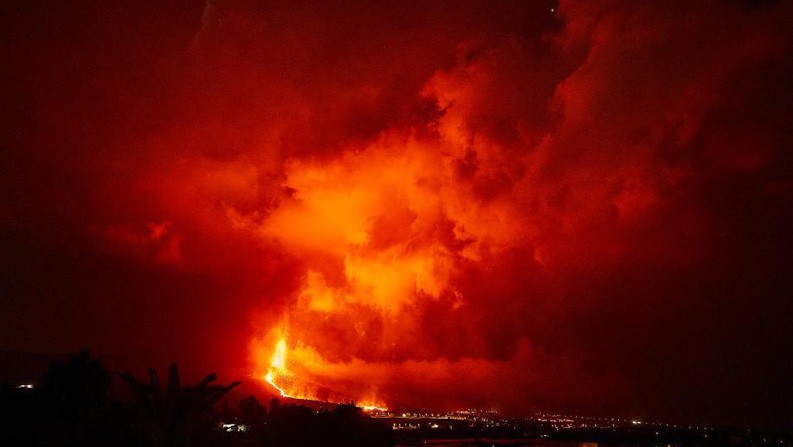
xmin=36 ymin=350 xmax=111 ymax=447
xmin=39 ymin=350 xmax=111 ymax=419
xmin=121 ymin=363 xmax=240 ymax=447
xmin=0 ymin=352 xmax=397 ymax=447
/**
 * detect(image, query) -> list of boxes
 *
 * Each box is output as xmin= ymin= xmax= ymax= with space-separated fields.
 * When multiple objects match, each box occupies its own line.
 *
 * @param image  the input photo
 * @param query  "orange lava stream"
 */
xmin=262 ymin=337 xmax=388 ymax=412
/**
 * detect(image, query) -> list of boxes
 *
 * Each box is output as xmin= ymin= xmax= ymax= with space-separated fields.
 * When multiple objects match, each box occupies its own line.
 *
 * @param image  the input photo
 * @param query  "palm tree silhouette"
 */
xmin=121 ymin=363 xmax=240 ymax=447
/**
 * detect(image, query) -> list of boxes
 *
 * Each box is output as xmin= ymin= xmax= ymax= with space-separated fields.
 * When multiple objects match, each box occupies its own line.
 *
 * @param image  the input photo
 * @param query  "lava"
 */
xmin=264 ymin=338 xmax=289 ymax=397
xmin=262 ymin=336 xmax=388 ymax=411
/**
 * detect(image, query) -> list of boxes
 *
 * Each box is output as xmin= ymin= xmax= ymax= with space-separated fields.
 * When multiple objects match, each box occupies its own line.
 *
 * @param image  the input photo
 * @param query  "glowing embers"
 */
xmin=261 ymin=337 xmax=387 ymax=411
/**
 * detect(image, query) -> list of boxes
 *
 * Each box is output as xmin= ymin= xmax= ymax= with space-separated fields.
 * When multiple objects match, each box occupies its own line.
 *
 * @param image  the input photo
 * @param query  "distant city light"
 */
xmin=220 ymin=422 xmax=248 ymax=432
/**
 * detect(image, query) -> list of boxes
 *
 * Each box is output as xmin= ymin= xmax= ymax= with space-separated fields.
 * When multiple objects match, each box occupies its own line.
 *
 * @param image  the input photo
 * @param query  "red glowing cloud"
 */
xmin=1 ymin=0 xmax=792 ymax=430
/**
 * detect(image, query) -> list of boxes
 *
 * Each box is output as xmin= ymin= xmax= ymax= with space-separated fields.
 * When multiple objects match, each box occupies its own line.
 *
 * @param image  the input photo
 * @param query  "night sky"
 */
xmin=1 ymin=0 xmax=792 ymax=431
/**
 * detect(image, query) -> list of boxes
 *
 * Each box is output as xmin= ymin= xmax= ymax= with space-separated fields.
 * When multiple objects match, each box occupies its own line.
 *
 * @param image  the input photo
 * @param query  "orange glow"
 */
xmin=264 ymin=338 xmax=289 ymax=397
xmin=264 ymin=371 xmax=287 ymax=398
xmin=244 ymin=93 xmax=546 ymax=409
xmin=270 ymin=338 xmax=287 ymax=370
xmin=262 ymin=336 xmax=388 ymax=411
xmin=248 ymin=135 xmax=524 ymax=409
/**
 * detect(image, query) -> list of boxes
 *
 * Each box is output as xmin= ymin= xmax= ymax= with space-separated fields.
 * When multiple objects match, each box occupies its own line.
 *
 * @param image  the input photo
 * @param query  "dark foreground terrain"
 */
xmin=1 ymin=351 xmax=789 ymax=447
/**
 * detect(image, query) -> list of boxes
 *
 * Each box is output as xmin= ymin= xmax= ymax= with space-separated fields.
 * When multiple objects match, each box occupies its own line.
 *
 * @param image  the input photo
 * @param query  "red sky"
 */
xmin=1 ymin=0 xmax=792 ymax=431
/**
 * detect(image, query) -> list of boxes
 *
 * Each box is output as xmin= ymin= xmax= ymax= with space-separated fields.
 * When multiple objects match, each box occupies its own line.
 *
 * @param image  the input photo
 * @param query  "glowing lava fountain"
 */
xmin=262 ymin=337 xmax=387 ymax=411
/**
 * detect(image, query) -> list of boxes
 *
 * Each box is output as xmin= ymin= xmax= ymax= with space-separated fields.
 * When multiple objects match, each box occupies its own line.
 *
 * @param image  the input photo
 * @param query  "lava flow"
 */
xmin=263 ymin=339 xmax=289 ymax=397
xmin=262 ymin=337 xmax=388 ymax=411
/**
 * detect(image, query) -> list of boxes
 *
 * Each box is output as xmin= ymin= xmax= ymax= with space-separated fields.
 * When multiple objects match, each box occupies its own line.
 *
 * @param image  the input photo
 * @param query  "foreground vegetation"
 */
xmin=0 ymin=351 xmax=392 ymax=447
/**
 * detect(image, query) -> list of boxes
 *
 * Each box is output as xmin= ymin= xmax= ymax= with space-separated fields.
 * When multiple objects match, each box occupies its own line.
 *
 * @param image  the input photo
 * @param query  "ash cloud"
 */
xmin=1 ymin=0 xmax=792 ymax=430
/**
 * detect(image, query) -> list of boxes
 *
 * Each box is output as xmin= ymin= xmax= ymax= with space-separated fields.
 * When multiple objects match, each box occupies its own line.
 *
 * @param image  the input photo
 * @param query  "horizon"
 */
xmin=0 ymin=348 xmax=787 ymax=434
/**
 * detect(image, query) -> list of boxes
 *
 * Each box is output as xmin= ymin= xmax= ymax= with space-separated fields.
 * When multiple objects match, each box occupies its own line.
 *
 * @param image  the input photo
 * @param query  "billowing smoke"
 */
xmin=1 ymin=0 xmax=791 ymax=430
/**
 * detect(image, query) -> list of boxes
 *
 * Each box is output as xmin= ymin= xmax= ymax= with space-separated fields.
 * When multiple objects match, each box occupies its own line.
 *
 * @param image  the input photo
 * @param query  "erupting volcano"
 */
xmin=246 ymin=133 xmax=533 ymax=410
xmin=2 ymin=0 xmax=792 ymax=432
xmin=263 ymin=337 xmax=387 ymax=411
xmin=264 ymin=338 xmax=287 ymax=397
